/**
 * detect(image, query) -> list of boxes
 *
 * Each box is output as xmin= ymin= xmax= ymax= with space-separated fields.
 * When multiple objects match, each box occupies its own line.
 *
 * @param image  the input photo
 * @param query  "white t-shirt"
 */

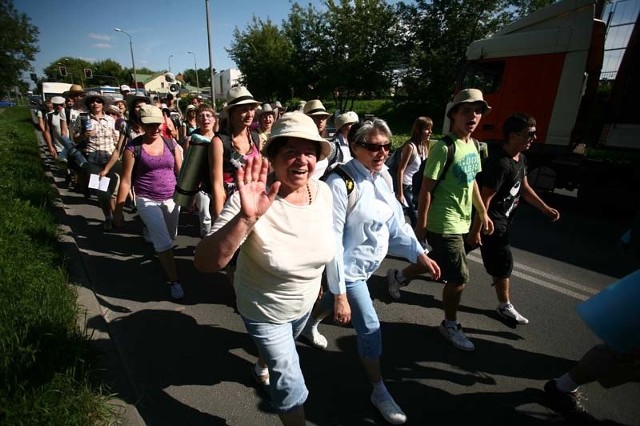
xmin=211 ymin=179 xmax=335 ymax=323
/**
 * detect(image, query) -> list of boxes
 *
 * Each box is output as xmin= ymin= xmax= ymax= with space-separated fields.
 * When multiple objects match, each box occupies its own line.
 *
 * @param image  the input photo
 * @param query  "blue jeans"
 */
xmin=402 ymin=184 xmax=418 ymax=227
xmin=319 ymin=280 xmax=382 ymax=359
xmin=242 ymin=311 xmax=311 ymax=413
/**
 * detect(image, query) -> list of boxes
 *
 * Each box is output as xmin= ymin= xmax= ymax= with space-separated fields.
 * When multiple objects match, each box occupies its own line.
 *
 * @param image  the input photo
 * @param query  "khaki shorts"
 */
xmin=426 ymin=232 xmax=469 ymax=285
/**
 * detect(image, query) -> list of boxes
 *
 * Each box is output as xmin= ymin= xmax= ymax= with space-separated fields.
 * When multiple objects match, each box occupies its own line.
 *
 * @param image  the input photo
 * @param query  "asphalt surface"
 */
xmin=40 ymin=137 xmax=639 ymax=426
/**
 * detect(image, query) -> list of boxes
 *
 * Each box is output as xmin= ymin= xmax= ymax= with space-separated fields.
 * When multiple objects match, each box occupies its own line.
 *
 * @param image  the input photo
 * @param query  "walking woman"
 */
xmin=195 ymin=113 xmax=335 ymax=426
xmin=113 ymin=105 xmax=184 ymax=300
xmin=393 ymin=116 xmax=432 ymax=227
xmin=302 ymin=119 xmax=440 ymax=425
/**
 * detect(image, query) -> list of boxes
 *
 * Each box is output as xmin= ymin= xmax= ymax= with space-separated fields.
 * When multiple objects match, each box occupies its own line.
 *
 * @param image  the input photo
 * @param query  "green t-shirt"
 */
xmin=423 ymin=134 xmax=481 ymax=234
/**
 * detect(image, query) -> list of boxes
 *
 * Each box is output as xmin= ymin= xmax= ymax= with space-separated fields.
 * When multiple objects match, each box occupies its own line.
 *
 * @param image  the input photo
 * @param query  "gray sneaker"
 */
xmin=438 ymin=321 xmax=475 ymax=351
xmin=169 ymin=281 xmax=184 ymax=300
xmin=386 ymin=269 xmax=402 ymax=300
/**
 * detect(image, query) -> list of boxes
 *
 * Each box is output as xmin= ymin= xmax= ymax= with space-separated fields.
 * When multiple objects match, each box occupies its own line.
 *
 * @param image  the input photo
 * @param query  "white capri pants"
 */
xmin=136 ymin=196 xmax=180 ymax=252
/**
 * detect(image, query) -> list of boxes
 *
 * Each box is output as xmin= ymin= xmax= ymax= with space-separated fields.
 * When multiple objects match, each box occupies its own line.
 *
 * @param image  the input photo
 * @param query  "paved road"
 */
xmin=44 ymin=147 xmax=639 ymax=426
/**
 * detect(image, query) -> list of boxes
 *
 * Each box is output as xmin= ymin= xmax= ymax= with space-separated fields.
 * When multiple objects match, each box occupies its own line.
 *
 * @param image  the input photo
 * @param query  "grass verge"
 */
xmin=0 ymin=107 xmax=114 ymax=425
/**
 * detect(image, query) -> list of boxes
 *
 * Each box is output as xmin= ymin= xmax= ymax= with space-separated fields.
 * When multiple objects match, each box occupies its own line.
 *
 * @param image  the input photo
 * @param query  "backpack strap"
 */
xmin=332 ymin=165 xmax=357 ymax=215
xmin=430 ymin=134 xmax=456 ymax=194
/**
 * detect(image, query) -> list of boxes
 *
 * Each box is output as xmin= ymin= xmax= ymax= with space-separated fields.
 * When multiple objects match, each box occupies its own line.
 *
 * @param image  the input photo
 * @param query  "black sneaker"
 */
xmin=543 ymin=380 xmax=587 ymax=416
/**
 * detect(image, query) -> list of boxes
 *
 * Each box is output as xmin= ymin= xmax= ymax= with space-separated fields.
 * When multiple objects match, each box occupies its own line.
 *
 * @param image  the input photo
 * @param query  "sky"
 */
xmin=14 ymin=0 xmax=638 ymax=85
xmin=14 ymin=0 xmax=353 ymax=81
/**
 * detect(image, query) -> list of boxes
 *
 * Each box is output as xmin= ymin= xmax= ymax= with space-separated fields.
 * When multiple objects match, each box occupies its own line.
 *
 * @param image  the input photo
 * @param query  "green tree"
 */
xmin=43 ymin=57 xmax=92 ymax=85
xmin=182 ymin=68 xmax=211 ymax=90
xmin=282 ymin=2 xmax=327 ymax=100
xmin=320 ymin=0 xmax=400 ymax=112
xmin=92 ymin=59 xmax=124 ymax=87
xmin=0 ymin=0 xmax=39 ymax=95
xmin=227 ymin=17 xmax=294 ymax=101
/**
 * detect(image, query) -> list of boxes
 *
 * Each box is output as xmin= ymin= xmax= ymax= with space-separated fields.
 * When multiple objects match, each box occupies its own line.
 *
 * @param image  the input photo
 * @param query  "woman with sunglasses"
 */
xmin=301 ymin=119 xmax=441 ymax=425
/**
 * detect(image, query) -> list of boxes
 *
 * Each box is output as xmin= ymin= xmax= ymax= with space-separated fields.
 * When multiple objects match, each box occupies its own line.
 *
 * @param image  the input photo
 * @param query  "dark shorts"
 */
xmin=426 ymin=232 xmax=469 ymax=285
xmin=479 ymin=230 xmax=512 ymax=279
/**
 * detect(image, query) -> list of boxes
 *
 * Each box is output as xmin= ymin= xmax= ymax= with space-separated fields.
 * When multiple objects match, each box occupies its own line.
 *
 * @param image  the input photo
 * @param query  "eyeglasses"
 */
xmin=516 ymin=131 xmax=536 ymax=138
xmin=356 ymin=142 xmax=392 ymax=152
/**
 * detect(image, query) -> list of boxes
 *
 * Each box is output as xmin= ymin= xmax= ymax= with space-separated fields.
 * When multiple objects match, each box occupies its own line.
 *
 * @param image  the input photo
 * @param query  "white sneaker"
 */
xmin=497 ymin=303 xmax=529 ymax=324
xmin=371 ymin=394 xmax=407 ymax=425
xmin=386 ymin=269 xmax=402 ymax=300
xmin=438 ymin=321 xmax=475 ymax=351
xmin=301 ymin=323 xmax=328 ymax=350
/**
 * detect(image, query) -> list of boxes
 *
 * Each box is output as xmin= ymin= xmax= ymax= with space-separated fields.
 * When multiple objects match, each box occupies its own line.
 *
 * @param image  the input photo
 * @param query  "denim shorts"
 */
xmin=426 ymin=232 xmax=469 ymax=285
xmin=242 ymin=311 xmax=311 ymax=413
xmin=319 ymin=280 xmax=382 ymax=359
xmin=136 ymin=196 xmax=180 ymax=252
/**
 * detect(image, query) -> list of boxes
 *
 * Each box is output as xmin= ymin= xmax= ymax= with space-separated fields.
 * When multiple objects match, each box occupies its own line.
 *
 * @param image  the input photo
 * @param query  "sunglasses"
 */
xmin=90 ymin=99 xmax=104 ymax=104
xmin=356 ymin=141 xmax=392 ymax=152
xmin=516 ymin=131 xmax=536 ymax=138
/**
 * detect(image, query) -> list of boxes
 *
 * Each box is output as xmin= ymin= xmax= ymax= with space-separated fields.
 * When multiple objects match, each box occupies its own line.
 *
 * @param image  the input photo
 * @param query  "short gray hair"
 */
xmin=352 ymin=118 xmax=392 ymax=146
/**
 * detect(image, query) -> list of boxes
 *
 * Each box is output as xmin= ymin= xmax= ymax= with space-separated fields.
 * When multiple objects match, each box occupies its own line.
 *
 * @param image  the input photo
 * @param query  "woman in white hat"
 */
xmin=195 ymin=112 xmax=335 ymax=425
xmin=257 ymin=103 xmax=276 ymax=147
xmin=210 ymin=86 xmax=262 ymax=218
xmin=179 ymin=104 xmax=198 ymax=146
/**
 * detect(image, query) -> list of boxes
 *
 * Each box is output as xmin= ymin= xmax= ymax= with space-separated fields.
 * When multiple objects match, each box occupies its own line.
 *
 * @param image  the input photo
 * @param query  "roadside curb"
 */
xmin=40 ymin=140 xmax=146 ymax=426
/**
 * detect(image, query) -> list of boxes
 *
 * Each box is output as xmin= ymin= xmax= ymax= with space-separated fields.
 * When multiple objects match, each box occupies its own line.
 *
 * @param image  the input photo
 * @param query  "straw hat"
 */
xmin=223 ymin=86 xmax=259 ymax=112
xmin=303 ymin=99 xmax=330 ymax=117
xmin=64 ymin=84 xmax=85 ymax=97
xmin=139 ymin=105 xmax=163 ymax=124
xmin=263 ymin=112 xmax=332 ymax=160
xmin=446 ymin=88 xmax=491 ymax=118
xmin=334 ymin=111 xmax=359 ymax=131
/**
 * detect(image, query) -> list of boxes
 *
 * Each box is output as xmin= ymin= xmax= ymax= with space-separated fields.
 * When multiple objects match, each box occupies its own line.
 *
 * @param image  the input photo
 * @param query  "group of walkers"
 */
xmin=43 ymin=83 xmax=633 ymax=426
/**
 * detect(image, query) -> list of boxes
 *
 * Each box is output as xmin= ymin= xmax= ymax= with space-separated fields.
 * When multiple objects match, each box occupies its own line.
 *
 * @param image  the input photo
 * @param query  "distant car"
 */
xmin=0 ymin=99 xmax=17 ymax=107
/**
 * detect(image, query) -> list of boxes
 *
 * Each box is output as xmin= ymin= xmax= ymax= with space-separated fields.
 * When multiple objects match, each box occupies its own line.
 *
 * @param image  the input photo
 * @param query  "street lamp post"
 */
xmin=114 ymin=28 xmax=137 ymax=92
xmin=187 ymin=51 xmax=200 ymax=94
xmin=168 ymin=54 xmax=173 ymax=73
xmin=205 ymin=0 xmax=216 ymax=107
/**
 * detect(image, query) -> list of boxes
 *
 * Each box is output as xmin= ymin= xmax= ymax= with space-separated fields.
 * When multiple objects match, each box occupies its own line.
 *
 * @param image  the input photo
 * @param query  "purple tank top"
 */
xmin=127 ymin=142 xmax=176 ymax=201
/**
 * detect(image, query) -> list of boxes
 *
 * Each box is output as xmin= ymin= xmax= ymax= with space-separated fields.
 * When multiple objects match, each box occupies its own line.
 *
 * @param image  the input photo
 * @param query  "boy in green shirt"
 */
xmin=387 ymin=88 xmax=493 ymax=351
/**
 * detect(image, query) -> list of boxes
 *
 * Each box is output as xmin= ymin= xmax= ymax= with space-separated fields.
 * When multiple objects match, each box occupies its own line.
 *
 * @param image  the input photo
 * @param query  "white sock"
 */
xmin=306 ymin=317 xmax=321 ymax=330
xmin=499 ymin=301 xmax=510 ymax=309
xmin=254 ymin=363 xmax=269 ymax=378
xmin=555 ymin=373 xmax=578 ymax=393
xmin=371 ymin=380 xmax=391 ymax=401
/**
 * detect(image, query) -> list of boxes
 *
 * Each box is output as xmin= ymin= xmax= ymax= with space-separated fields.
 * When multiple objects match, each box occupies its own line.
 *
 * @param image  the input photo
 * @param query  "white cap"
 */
xmin=120 ymin=84 xmax=131 ymax=92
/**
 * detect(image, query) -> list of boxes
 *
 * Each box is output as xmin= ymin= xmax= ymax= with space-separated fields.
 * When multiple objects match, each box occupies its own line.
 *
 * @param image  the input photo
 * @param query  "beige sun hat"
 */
xmin=223 ymin=86 xmax=259 ymax=112
xmin=259 ymin=102 xmax=276 ymax=117
xmin=334 ymin=111 xmax=359 ymax=131
xmin=138 ymin=105 xmax=164 ymax=124
xmin=303 ymin=99 xmax=330 ymax=117
xmin=263 ymin=112 xmax=332 ymax=160
xmin=446 ymin=88 xmax=491 ymax=118
xmin=106 ymin=104 xmax=121 ymax=115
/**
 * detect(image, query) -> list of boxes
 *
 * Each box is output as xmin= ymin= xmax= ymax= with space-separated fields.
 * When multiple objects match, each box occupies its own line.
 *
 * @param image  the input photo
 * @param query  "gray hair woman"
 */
xmin=302 ymin=118 xmax=440 ymax=425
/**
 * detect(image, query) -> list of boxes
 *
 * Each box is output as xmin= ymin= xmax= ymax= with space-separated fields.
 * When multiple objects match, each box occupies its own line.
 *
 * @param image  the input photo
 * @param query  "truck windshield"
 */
xmin=462 ymin=61 xmax=505 ymax=94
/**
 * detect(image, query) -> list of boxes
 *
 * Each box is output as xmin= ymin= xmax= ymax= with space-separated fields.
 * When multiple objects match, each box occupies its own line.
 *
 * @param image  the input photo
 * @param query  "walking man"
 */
xmin=477 ymin=113 xmax=559 ymax=324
